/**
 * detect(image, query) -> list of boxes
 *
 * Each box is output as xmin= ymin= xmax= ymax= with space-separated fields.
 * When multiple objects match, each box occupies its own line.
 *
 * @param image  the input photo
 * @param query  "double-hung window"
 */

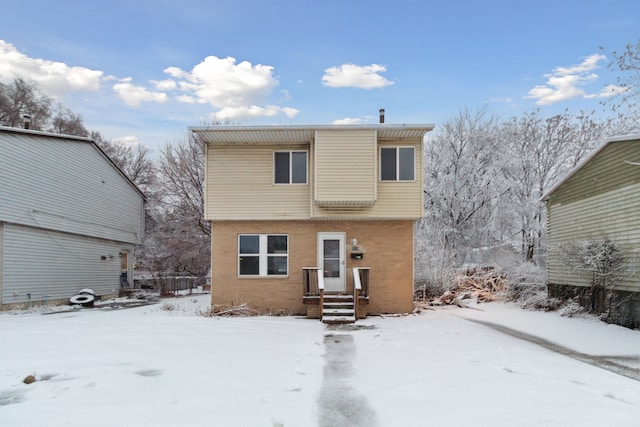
xmin=238 ymin=234 xmax=288 ymax=276
xmin=274 ymin=151 xmax=307 ymax=184
xmin=380 ymin=146 xmax=415 ymax=181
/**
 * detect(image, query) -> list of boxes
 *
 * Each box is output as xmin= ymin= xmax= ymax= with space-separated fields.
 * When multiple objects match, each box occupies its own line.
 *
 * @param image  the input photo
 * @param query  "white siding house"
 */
xmin=0 ymin=127 xmax=145 ymax=309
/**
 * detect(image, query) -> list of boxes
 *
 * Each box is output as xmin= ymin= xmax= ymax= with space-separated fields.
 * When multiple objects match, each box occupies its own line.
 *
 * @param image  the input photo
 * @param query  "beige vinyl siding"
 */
xmin=374 ymin=140 xmax=423 ymax=217
xmin=547 ymin=182 xmax=640 ymax=292
xmin=206 ymin=145 xmax=310 ymax=220
xmin=313 ymin=138 xmax=424 ymax=219
xmin=314 ymin=130 xmax=376 ymax=205
xmin=205 ymin=132 xmax=425 ymax=220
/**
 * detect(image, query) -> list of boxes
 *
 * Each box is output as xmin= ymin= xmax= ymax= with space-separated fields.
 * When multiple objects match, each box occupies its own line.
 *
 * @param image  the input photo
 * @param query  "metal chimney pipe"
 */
xmin=22 ymin=114 xmax=31 ymax=130
xmin=379 ymin=109 xmax=385 ymax=124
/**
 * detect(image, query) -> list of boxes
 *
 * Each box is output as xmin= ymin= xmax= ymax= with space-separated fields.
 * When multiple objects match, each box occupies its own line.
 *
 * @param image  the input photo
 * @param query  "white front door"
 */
xmin=318 ymin=232 xmax=346 ymax=293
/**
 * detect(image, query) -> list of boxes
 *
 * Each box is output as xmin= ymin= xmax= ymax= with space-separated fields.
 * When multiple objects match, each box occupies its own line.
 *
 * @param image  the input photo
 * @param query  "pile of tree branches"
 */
xmin=418 ymin=266 xmax=506 ymax=308
xmin=454 ymin=267 xmax=507 ymax=302
xmin=196 ymin=303 xmax=258 ymax=317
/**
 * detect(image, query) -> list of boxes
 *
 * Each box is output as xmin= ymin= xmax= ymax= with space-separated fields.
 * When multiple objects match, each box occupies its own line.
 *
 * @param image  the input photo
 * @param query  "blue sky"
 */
xmin=0 ymin=0 xmax=638 ymax=152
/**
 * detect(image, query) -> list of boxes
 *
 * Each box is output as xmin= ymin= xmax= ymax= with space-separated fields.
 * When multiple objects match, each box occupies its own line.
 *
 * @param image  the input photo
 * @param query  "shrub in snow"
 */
xmin=160 ymin=303 xmax=178 ymax=312
xmin=414 ymin=246 xmax=458 ymax=299
xmin=558 ymin=238 xmax=638 ymax=317
xmin=505 ymin=262 xmax=545 ymax=303
xmin=520 ymin=291 xmax=563 ymax=312
xmin=557 ymin=299 xmax=585 ymax=318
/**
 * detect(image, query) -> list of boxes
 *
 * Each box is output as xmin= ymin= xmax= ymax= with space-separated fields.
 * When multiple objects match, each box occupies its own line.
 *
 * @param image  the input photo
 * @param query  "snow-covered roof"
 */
xmin=541 ymin=133 xmax=640 ymax=202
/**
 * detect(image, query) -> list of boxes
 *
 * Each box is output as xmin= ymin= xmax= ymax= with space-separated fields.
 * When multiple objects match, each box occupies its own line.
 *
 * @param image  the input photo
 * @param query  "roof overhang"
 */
xmin=190 ymin=124 xmax=435 ymax=145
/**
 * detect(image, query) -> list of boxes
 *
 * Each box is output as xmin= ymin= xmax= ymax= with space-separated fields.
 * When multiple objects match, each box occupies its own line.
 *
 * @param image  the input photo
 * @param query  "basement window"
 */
xmin=380 ymin=146 xmax=415 ymax=181
xmin=274 ymin=151 xmax=307 ymax=184
xmin=238 ymin=234 xmax=288 ymax=276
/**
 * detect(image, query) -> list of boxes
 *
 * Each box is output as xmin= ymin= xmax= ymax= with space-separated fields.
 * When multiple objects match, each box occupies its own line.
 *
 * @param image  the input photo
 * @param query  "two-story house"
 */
xmin=192 ymin=122 xmax=434 ymax=322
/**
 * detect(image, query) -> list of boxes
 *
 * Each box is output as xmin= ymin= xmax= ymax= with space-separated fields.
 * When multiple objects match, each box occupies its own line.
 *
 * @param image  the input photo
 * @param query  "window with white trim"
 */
xmin=274 ymin=151 xmax=307 ymax=184
xmin=380 ymin=146 xmax=415 ymax=181
xmin=238 ymin=234 xmax=288 ymax=276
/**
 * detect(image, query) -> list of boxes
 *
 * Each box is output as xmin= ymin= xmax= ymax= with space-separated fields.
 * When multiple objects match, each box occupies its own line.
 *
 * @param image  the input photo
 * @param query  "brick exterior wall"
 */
xmin=210 ymin=220 xmax=415 ymax=315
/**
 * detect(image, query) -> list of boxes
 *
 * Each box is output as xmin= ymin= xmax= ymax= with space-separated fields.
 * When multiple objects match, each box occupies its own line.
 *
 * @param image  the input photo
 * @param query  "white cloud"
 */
xmin=111 ymin=135 xmax=140 ymax=147
xmin=0 ymin=40 xmax=103 ymax=97
xmin=163 ymin=55 xmax=299 ymax=120
xmin=176 ymin=94 xmax=197 ymax=104
xmin=166 ymin=56 xmax=278 ymax=108
xmin=164 ymin=66 xmax=186 ymax=79
xmin=112 ymin=80 xmax=168 ymax=107
xmin=333 ymin=117 xmax=363 ymax=125
xmin=598 ymin=84 xmax=629 ymax=98
xmin=525 ymin=54 xmax=608 ymax=105
xmin=152 ymin=79 xmax=177 ymax=91
xmin=322 ymin=64 xmax=394 ymax=89
xmin=214 ymin=105 xmax=299 ymax=121
xmin=0 ymin=42 xmax=295 ymax=118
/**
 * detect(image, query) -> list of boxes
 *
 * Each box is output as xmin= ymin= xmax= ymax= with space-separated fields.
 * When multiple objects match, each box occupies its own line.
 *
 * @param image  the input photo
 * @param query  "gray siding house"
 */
xmin=0 ymin=127 xmax=145 ymax=310
xmin=543 ymin=134 xmax=640 ymax=328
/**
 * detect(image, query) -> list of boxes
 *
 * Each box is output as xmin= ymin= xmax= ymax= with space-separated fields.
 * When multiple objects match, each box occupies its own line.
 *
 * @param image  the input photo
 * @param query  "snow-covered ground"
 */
xmin=1 ymin=295 xmax=639 ymax=426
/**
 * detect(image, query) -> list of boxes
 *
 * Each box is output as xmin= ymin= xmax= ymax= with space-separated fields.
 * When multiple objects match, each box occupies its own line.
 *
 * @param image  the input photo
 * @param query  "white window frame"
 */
xmin=238 ymin=234 xmax=289 ymax=277
xmin=380 ymin=146 xmax=415 ymax=182
xmin=273 ymin=150 xmax=308 ymax=185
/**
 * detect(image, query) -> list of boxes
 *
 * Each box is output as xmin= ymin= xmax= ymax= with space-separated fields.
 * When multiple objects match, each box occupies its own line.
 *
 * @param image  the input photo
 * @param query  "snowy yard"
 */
xmin=1 ymin=295 xmax=640 ymax=427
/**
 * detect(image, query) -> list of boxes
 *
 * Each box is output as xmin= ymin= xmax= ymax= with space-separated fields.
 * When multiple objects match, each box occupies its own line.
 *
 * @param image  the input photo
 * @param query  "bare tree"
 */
xmin=51 ymin=105 xmax=89 ymax=136
xmin=0 ymin=77 xmax=52 ymax=129
xmin=417 ymin=106 xmax=512 ymax=293
xmin=601 ymin=38 xmax=640 ymax=125
xmin=90 ymin=131 xmax=156 ymax=194
xmin=502 ymin=110 xmax=607 ymax=262
xmin=158 ymin=132 xmax=209 ymax=236
xmin=422 ymin=106 xmax=510 ymax=258
xmin=135 ymin=132 xmax=210 ymax=280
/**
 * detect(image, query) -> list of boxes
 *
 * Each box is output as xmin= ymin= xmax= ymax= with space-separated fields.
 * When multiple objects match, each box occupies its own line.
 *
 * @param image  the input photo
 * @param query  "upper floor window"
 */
xmin=238 ymin=234 xmax=288 ymax=276
xmin=274 ymin=151 xmax=307 ymax=184
xmin=380 ymin=146 xmax=415 ymax=181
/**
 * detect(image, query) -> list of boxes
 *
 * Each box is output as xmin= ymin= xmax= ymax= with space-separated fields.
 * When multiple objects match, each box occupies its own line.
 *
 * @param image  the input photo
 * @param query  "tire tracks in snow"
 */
xmin=465 ymin=318 xmax=640 ymax=382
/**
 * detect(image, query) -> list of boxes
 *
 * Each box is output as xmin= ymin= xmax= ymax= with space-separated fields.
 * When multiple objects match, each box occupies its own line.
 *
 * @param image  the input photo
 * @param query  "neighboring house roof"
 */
xmin=0 ymin=126 xmax=146 ymax=200
xmin=190 ymin=124 xmax=435 ymax=145
xmin=541 ymin=134 xmax=640 ymax=202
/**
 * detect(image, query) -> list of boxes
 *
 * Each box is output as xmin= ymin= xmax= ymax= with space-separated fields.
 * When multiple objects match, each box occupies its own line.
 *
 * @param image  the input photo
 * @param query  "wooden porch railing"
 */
xmin=304 ymin=267 xmax=369 ymax=321
xmin=302 ymin=267 xmax=323 ymax=295
xmin=352 ymin=267 xmax=370 ymax=318
xmin=353 ymin=267 xmax=370 ymax=298
xmin=302 ymin=267 xmax=324 ymax=321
